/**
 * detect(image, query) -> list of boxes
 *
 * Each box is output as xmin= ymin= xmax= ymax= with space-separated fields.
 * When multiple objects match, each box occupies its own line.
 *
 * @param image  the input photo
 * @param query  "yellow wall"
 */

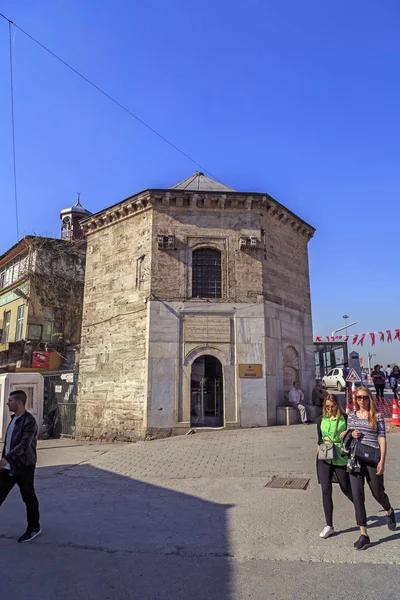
xmin=0 ymin=285 xmax=29 ymax=351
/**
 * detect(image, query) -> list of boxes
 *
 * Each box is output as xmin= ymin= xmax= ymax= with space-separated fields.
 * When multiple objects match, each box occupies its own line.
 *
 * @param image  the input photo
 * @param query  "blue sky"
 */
xmin=1 ymin=0 xmax=399 ymax=365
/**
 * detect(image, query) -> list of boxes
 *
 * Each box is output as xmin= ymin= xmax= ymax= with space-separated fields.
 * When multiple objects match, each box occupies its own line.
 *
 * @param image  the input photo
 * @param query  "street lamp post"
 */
xmin=342 ymin=314 xmax=349 ymax=336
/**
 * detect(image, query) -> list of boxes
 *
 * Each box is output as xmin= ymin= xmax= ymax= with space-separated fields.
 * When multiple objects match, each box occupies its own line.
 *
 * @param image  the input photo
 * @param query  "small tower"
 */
xmin=60 ymin=194 xmax=92 ymax=241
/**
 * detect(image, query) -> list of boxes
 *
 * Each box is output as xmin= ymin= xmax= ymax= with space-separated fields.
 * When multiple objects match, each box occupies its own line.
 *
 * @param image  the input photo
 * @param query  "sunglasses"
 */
xmin=356 ymin=395 xmax=369 ymax=400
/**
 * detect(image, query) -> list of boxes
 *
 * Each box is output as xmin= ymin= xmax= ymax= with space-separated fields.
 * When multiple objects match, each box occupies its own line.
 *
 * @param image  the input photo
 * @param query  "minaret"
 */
xmin=60 ymin=193 xmax=92 ymax=240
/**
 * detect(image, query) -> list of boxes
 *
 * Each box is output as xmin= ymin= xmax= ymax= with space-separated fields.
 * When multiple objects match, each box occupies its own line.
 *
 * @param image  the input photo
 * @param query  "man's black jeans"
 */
xmin=0 ymin=466 xmax=40 ymax=531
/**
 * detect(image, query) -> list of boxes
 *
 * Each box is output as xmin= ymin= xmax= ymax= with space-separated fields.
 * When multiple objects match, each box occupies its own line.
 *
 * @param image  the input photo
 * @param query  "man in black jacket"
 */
xmin=0 ymin=389 xmax=41 ymax=543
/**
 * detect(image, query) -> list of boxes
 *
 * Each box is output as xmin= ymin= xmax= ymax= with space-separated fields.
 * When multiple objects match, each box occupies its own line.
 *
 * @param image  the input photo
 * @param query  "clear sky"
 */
xmin=1 ymin=1 xmax=399 ymax=366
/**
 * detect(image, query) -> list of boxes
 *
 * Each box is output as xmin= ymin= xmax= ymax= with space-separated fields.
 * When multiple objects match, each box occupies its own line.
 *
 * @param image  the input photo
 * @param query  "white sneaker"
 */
xmin=319 ymin=526 xmax=334 ymax=539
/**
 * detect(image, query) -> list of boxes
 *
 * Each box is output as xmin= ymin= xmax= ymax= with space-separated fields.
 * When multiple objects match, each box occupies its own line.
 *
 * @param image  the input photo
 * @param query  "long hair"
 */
xmin=322 ymin=393 xmax=343 ymax=420
xmin=354 ymin=385 xmax=378 ymax=430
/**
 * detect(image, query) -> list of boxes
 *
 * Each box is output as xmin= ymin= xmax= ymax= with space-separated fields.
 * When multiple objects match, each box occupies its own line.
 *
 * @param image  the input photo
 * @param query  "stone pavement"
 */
xmin=1 ymin=425 xmax=400 ymax=599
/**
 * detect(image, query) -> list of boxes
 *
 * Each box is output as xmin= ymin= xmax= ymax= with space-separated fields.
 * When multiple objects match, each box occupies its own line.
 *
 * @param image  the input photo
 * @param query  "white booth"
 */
xmin=0 ymin=373 xmax=44 ymax=442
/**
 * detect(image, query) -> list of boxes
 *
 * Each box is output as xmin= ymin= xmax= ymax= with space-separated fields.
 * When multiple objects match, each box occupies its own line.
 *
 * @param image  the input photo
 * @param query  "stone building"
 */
xmin=76 ymin=172 xmax=315 ymax=441
xmin=0 ymin=197 xmax=90 ymax=373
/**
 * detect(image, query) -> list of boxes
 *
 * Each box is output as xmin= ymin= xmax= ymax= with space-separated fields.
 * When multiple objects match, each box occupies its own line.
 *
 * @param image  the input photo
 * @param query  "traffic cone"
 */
xmin=391 ymin=398 xmax=400 ymax=426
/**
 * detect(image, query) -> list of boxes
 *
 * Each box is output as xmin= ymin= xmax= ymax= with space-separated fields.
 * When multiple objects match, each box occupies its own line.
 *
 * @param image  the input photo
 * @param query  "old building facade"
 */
xmin=0 ymin=197 xmax=90 ymax=373
xmin=76 ymin=173 xmax=315 ymax=441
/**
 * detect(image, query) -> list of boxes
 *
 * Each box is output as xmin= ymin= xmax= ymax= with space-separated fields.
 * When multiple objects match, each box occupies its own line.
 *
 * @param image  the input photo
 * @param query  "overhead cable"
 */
xmin=7 ymin=19 xmax=20 ymax=241
xmin=0 ymin=13 xmax=223 ymax=184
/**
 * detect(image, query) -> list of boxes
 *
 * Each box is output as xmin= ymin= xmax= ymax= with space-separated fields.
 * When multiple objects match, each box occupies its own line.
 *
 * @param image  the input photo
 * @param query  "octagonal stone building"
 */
xmin=76 ymin=172 xmax=315 ymax=441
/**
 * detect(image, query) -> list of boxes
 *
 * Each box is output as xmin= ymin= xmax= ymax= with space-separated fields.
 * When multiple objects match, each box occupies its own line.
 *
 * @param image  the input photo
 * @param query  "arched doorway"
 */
xmin=190 ymin=355 xmax=223 ymax=427
xmin=283 ymin=345 xmax=300 ymax=396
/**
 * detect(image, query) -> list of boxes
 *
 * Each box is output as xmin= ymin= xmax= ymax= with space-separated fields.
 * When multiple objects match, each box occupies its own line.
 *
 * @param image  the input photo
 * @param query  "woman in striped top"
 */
xmin=346 ymin=386 xmax=396 ymax=550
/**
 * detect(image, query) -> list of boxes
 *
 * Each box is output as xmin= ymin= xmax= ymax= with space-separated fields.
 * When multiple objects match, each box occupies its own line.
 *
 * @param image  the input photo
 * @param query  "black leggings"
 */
xmin=375 ymin=383 xmax=385 ymax=399
xmin=317 ymin=460 xmax=353 ymax=527
xmin=349 ymin=460 xmax=391 ymax=527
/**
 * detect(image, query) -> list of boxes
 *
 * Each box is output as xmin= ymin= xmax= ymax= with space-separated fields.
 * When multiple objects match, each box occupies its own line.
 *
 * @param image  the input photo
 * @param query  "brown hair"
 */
xmin=322 ymin=393 xmax=343 ymax=420
xmin=354 ymin=385 xmax=378 ymax=430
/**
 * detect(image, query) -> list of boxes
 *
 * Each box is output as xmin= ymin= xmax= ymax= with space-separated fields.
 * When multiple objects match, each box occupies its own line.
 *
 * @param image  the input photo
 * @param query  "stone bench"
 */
xmin=276 ymin=405 xmax=300 ymax=425
xmin=276 ymin=404 xmax=321 ymax=425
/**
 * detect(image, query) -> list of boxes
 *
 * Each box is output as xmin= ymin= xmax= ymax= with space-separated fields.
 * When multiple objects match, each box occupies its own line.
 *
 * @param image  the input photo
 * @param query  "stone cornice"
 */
xmin=81 ymin=189 xmax=315 ymax=240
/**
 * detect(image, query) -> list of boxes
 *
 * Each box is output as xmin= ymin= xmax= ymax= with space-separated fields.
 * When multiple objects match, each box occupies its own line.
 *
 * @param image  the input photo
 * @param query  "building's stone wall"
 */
xmin=264 ymin=300 xmax=314 ymax=424
xmin=261 ymin=212 xmax=312 ymax=314
xmin=76 ymin=211 xmax=152 ymax=441
xmin=151 ymin=208 xmax=263 ymax=302
xmin=76 ymin=187 xmax=315 ymax=440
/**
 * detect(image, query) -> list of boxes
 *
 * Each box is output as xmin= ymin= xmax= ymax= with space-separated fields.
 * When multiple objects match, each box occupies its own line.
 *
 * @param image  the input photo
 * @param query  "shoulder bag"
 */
xmin=318 ymin=419 xmax=339 ymax=461
xmin=354 ymin=441 xmax=380 ymax=465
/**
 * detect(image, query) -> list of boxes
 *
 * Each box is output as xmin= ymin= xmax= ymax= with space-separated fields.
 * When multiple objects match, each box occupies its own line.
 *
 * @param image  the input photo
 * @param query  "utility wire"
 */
xmin=0 ymin=13 xmax=224 ymax=184
xmin=8 ymin=20 xmax=20 ymax=241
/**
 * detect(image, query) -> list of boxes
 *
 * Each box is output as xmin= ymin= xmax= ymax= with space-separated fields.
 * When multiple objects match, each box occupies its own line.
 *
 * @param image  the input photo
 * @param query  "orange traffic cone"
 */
xmin=391 ymin=398 xmax=400 ymax=426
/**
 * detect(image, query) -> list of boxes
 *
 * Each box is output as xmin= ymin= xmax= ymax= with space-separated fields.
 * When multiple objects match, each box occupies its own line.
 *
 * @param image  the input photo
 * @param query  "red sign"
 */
xmin=32 ymin=351 xmax=50 ymax=369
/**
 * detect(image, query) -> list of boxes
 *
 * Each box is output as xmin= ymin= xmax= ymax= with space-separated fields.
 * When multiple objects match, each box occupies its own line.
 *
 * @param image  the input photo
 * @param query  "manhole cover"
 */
xmin=265 ymin=476 xmax=310 ymax=490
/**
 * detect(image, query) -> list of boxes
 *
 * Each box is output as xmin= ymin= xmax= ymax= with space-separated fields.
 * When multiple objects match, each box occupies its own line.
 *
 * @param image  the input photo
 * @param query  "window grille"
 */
xmin=192 ymin=249 xmax=222 ymax=298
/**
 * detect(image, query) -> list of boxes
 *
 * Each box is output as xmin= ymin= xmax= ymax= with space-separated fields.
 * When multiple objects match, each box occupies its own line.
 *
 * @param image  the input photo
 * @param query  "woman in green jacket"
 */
xmin=316 ymin=394 xmax=353 ymax=538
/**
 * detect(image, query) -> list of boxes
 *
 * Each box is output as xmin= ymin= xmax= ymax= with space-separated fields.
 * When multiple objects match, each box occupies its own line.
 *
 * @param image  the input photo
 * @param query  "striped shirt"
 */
xmin=347 ymin=411 xmax=385 ymax=449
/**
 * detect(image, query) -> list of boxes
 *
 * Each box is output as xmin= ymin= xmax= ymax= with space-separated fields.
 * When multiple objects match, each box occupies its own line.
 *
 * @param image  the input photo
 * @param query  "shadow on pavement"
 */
xmin=0 ymin=464 xmax=234 ymax=600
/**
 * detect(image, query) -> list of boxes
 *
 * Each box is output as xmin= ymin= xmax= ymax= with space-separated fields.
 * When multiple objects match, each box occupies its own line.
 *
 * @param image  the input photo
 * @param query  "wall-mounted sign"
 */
xmin=32 ymin=351 xmax=50 ymax=369
xmin=239 ymin=364 xmax=262 ymax=378
xmin=184 ymin=316 xmax=231 ymax=343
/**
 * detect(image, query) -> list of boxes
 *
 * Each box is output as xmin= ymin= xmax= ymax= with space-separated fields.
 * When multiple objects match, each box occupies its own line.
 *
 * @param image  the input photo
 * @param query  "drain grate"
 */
xmin=265 ymin=476 xmax=310 ymax=490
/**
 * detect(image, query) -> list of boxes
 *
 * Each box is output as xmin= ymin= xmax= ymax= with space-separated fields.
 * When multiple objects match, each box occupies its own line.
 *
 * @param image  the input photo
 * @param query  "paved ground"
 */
xmin=2 ymin=425 xmax=400 ymax=599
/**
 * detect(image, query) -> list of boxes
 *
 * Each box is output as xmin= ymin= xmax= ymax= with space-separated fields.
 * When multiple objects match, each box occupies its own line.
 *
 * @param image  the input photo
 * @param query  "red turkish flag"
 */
xmin=352 ymin=334 xmax=359 ymax=345
xmin=370 ymin=333 xmax=376 ymax=346
xmin=357 ymin=334 xmax=366 ymax=346
xmin=387 ymin=330 xmax=392 ymax=343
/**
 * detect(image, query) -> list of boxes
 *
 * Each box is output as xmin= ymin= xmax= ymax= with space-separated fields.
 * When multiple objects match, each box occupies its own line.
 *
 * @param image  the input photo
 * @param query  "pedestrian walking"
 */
xmin=288 ymin=381 xmax=312 ymax=424
xmin=343 ymin=362 xmax=351 ymax=402
xmin=0 ymin=390 xmax=41 ymax=543
xmin=386 ymin=364 xmax=392 ymax=379
xmin=390 ymin=365 xmax=400 ymax=401
xmin=346 ymin=386 xmax=396 ymax=550
xmin=316 ymin=394 xmax=353 ymax=539
xmin=312 ymin=381 xmax=327 ymax=417
xmin=371 ymin=364 xmax=386 ymax=400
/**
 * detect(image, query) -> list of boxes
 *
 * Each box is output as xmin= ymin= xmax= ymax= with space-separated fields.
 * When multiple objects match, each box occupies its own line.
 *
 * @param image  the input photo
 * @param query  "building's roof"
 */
xmin=170 ymin=171 xmax=234 ymax=192
xmin=0 ymin=237 xmax=33 ymax=268
xmin=60 ymin=195 xmax=92 ymax=217
xmin=80 ymin=173 xmax=315 ymax=236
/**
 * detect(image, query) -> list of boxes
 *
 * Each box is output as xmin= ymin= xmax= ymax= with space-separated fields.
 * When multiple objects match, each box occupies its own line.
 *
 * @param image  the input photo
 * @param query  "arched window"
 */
xmin=192 ymin=248 xmax=222 ymax=298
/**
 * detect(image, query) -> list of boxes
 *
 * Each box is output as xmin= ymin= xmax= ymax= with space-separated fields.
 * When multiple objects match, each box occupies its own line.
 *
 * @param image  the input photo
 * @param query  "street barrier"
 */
xmin=391 ymin=398 xmax=400 ymax=426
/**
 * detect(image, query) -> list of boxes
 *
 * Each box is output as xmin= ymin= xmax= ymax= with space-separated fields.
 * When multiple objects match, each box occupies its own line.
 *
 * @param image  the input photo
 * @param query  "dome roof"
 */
xmin=60 ymin=195 xmax=92 ymax=217
xmin=170 ymin=171 xmax=234 ymax=192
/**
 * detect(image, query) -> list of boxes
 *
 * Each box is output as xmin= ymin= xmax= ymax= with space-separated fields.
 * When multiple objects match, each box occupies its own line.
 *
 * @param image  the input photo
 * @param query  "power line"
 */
xmin=8 ymin=20 xmax=20 ymax=241
xmin=0 ymin=12 xmax=224 ymax=184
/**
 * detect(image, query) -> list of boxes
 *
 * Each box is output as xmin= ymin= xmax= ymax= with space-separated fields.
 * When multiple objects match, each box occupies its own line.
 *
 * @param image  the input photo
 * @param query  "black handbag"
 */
xmin=354 ymin=441 xmax=380 ymax=465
